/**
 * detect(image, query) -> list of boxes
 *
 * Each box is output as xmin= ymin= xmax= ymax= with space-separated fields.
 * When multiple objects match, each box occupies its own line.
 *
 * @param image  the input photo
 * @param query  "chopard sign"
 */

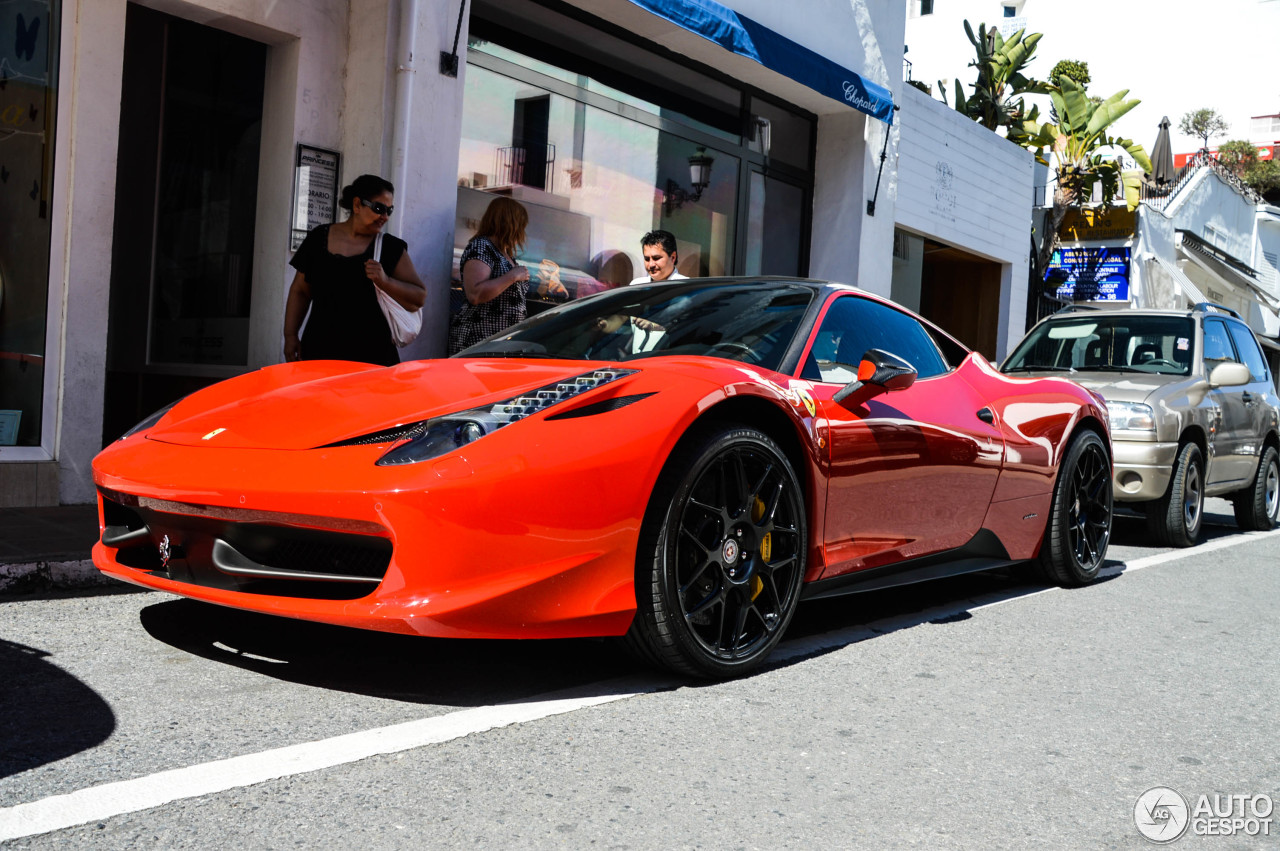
xmin=842 ymin=80 xmax=880 ymax=113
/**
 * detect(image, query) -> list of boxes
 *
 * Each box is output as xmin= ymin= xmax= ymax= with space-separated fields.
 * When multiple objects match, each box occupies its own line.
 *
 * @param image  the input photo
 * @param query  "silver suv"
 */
xmin=1002 ymin=304 xmax=1280 ymax=547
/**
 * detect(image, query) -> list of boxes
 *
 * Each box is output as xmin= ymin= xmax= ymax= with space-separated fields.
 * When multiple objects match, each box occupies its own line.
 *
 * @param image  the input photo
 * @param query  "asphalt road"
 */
xmin=2 ymin=500 xmax=1278 ymax=849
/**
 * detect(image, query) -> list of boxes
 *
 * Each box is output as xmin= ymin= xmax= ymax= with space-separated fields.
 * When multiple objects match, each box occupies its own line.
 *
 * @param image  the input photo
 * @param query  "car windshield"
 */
xmin=455 ymin=280 xmax=815 ymax=371
xmin=1003 ymin=314 xmax=1196 ymax=377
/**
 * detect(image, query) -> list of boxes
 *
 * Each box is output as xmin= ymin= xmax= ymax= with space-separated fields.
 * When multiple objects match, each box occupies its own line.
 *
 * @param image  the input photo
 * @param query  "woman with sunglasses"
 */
xmin=284 ymin=173 xmax=426 ymax=366
xmin=448 ymin=196 xmax=565 ymax=354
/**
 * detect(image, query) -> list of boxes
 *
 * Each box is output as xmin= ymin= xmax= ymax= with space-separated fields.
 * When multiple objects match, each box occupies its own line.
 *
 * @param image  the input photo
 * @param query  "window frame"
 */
xmin=1224 ymin=319 xmax=1270 ymax=383
xmin=799 ymin=293 xmax=953 ymax=384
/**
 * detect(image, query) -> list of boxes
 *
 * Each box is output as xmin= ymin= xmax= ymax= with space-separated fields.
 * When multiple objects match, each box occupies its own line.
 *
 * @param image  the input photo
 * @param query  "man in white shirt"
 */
xmin=629 ymin=230 xmax=689 ymax=284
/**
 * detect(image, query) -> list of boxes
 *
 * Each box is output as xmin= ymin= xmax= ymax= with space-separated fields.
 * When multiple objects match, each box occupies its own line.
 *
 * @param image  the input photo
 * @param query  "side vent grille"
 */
xmin=545 ymin=393 xmax=656 ymax=421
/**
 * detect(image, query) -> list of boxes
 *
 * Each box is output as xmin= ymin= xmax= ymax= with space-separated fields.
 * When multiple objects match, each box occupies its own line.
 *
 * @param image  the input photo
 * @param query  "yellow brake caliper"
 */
xmin=752 ymin=496 xmax=770 ymax=600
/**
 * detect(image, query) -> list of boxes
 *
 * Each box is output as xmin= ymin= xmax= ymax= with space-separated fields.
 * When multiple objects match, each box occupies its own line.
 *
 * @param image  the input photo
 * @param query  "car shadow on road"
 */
xmin=0 ymin=638 xmax=116 ymax=779
xmin=137 ymin=509 xmax=1246 ymax=704
xmin=139 ymin=598 xmax=654 ymax=707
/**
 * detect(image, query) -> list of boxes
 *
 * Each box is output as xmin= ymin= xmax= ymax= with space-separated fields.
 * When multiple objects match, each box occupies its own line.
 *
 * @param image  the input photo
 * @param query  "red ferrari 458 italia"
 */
xmin=94 ymin=278 xmax=1113 ymax=678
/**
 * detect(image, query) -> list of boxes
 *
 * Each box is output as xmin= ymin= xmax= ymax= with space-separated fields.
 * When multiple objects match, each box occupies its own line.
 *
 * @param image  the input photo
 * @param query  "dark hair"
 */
xmin=339 ymin=174 xmax=394 ymax=211
xmin=640 ymin=229 xmax=677 ymax=256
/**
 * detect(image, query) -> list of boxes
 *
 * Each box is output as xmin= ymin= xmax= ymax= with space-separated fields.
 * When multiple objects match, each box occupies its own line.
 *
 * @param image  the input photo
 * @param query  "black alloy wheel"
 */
xmin=1038 ymin=430 xmax=1112 ymax=586
xmin=627 ymin=425 xmax=806 ymax=678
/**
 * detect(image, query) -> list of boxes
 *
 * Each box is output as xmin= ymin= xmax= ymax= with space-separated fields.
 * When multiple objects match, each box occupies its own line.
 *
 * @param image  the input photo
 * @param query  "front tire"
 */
xmin=1232 ymin=445 xmax=1280 ymax=531
xmin=1146 ymin=442 xmax=1204 ymax=547
xmin=626 ymin=425 xmax=806 ymax=679
xmin=1037 ymin=430 xmax=1112 ymax=586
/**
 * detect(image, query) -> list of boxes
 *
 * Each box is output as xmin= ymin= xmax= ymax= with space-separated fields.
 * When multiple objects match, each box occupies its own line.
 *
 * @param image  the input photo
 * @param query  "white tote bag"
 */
xmin=372 ymin=232 xmax=422 ymax=347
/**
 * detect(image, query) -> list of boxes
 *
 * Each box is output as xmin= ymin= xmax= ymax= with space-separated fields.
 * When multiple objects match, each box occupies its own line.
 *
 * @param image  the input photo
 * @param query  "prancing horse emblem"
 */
xmin=159 ymin=534 xmax=171 ymax=568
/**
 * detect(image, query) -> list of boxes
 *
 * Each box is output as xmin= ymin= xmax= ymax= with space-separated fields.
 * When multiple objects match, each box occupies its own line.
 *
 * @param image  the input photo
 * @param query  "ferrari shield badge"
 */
xmin=796 ymin=388 xmax=816 ymax=418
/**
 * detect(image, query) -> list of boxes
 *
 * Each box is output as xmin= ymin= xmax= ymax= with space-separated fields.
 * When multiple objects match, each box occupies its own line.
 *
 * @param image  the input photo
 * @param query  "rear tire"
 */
xmin=1037 ymin=430 xmax=1112 ymax=586
xmin=1146 ymin=442 xmax=1204 ymax=548
xmin=625 ymin=425 xmax=806 ymax=679
xmin=1232 ymin=445 xmax=1280 ymax=531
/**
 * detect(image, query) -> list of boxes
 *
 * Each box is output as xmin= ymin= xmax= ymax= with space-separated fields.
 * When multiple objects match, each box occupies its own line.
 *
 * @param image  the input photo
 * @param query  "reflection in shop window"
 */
xmin=456 ymin=58 xmax=740 ymax=309
xmin=0 ymin=0 xmax=59 ymax=446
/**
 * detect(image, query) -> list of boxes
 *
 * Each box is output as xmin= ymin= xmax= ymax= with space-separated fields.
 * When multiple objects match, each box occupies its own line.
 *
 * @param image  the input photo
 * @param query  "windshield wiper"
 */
xmin=1085 ymin=364 xmax=1139 ymax=373
xmin=1005 ymin=365 xmax=1076 ymax=373
xmin=463 ymin=350 xmax=566 ymax=359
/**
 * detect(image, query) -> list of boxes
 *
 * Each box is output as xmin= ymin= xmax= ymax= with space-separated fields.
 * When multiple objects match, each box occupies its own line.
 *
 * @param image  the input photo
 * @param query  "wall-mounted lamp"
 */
xmin=663 ymin=147 xmax=714 ymax=216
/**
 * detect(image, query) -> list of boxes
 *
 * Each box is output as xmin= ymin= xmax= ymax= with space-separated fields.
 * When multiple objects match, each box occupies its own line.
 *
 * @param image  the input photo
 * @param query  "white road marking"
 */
xmin=5 ymin=527 xmax=1279 ymax=841
xmin=0 ymin=690 xmax=642 ymax=842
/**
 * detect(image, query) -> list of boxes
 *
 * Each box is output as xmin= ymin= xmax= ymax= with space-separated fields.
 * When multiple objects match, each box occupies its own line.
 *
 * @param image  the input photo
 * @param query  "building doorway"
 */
xmin=102 ymin=4 xmax=265 ymax=444
xmin=892 ymin=229 xmax=1003 ymax=359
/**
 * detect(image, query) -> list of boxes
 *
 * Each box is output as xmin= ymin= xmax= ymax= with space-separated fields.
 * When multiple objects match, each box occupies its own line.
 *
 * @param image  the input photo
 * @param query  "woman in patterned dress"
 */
xmin=449 ymin=197 xmax=560 ymax=354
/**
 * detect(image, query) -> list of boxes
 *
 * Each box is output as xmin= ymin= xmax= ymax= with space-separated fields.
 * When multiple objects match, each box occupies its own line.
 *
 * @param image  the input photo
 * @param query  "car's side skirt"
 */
xmin=800 ymin=529 xmax=1017 ymax=601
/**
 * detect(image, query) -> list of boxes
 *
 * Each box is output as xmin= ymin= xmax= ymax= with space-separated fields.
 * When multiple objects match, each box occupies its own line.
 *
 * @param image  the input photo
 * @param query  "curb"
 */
xmin=0 ymin=559 xmax=111 ymax=596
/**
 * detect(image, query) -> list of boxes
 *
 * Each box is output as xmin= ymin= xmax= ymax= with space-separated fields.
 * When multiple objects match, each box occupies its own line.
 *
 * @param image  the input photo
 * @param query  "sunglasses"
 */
xmin=359 ymin=198 xmax=394 ymax=217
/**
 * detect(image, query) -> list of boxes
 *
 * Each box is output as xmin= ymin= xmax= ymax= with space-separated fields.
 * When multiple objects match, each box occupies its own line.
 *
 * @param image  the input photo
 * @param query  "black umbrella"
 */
xmin=1151 ymin=116 xmax=1176 ymax=186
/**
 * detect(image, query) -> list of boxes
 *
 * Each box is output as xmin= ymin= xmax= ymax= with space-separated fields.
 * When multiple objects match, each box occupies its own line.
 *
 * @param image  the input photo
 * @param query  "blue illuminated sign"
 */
xmin=1045 ymin=246 xmax=1131 ymax=302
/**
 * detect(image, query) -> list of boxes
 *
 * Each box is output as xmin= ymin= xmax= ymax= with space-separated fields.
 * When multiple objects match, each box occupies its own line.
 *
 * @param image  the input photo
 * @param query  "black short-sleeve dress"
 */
xmin=290 ymin=224 xmax=408 ymax=366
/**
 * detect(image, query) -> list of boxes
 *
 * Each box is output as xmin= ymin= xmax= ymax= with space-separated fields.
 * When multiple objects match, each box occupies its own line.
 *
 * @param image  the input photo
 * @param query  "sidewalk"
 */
xmin=0 ymin=504 xmax=106 ymax=594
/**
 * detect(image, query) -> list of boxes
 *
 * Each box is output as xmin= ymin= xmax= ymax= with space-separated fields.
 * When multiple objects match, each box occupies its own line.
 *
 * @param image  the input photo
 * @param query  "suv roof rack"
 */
xmin=1192 ymin=302 xmax=1242 ymax=319
xmin=1052 ymin=304 xmax=1100 ymax=315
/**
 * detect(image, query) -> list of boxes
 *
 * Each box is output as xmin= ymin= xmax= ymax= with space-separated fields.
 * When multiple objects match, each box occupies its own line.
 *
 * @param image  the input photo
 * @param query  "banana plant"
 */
xmin=941 ymin=21 xmax=1050 ymax=132
xmin=1015 ymin=77 xmax=1152 ymax=277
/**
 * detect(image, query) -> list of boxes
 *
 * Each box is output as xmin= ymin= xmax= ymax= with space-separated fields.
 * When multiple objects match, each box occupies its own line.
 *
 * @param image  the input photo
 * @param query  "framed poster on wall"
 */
xmin=291 ymin=145 xmax=341 ymax=250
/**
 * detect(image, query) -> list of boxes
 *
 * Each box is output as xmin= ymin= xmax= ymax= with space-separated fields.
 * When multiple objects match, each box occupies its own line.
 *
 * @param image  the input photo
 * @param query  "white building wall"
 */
xmin=53 ymin=0 xmax=348 ymax=503
xmin=893 ymin=83 xmax=1034 ymax=355
xmin=1167 ymin=171 xmax=1262 ymax=263
xmin=1256 ymin=210 xmax=1280 ymax=295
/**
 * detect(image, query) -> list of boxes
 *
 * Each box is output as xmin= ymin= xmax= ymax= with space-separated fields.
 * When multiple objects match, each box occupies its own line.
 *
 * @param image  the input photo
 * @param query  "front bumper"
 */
xmin=92 ymin=434 xmax=651 ymax=640
xmin=1111 ymin=439 xmax=1179 ymax=502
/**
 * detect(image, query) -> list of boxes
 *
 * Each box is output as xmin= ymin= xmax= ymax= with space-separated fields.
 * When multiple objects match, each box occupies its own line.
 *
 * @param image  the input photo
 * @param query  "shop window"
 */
xmin=459 ymin=5 xmax=814 ymax=313
xmin=0 ymin=0 xmax=59 ymax=447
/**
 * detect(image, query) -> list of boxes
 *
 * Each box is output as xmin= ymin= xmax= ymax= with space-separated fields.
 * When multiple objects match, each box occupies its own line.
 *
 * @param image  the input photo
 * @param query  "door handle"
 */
xmin=976 ymin=407 xmax=995 ymax=425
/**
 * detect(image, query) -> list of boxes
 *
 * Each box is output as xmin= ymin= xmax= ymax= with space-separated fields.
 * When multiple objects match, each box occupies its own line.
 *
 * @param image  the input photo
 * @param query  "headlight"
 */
xmin=119 ymin=399 xmax=183 ymax=440
xmin=376 ymin=368 xmax=635 ymax=466
xmin=1107 ymin=401 xmax=1155 ymax=432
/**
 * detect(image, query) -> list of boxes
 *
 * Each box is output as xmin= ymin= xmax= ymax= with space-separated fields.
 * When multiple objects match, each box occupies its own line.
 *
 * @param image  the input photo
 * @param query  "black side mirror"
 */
xmin=832 ymin=348 xmax=917 ymax=405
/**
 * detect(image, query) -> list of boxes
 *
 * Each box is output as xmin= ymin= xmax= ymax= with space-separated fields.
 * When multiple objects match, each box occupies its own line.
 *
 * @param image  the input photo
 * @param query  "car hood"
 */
xmin=1014 ymin=369 xmax=1194 ymax=405
xmin=143 ymin=359 xmax=643 ymax=450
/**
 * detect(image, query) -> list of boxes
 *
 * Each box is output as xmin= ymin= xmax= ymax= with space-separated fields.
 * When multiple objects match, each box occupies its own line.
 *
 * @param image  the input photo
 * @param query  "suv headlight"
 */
xmin=376 ymin=368 xmax=635 ymax=466
xmin=1107 ymin=401 xmax=1155 ymax=432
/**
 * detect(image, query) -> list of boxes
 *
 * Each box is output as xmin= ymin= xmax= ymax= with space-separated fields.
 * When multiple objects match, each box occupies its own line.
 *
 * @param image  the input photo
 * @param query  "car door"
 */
xmin=801 ymin=294 xmax=1005 ymax=578
xmin=1202 ymin=317 xmax=1254 ymax=487
xmin=1225 ymin=319 xmax=1277 ymax=479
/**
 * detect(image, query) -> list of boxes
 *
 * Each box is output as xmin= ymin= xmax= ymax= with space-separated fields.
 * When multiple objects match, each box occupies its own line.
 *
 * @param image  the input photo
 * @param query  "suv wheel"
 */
xmin=1146 ymin=442 xmax=1204 ymax=548
xmin=1232 ymin=445 xmax=1280 ymax=531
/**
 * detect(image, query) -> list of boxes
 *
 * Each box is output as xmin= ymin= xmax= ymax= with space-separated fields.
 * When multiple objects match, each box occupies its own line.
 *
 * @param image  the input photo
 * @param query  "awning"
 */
xmin=1151 ymin=255 xmax=1207 ymax=305
xmin=624 ymin=0 xmax=895 ymax=123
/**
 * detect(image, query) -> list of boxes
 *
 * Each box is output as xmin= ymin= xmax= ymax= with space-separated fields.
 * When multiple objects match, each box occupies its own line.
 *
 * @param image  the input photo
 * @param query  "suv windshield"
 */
xmin=455 ymin=280 xmax=815 ymax=371
xmin=1004 ymin=314 xmax=1195 ymax=376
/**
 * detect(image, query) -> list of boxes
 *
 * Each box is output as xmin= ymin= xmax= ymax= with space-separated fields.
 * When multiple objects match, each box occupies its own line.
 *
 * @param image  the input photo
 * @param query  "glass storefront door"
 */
xmin=102 ymin=5 xmax=265 ymax=443
xmin=0 ymin=0 xmax=59 ymax=448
